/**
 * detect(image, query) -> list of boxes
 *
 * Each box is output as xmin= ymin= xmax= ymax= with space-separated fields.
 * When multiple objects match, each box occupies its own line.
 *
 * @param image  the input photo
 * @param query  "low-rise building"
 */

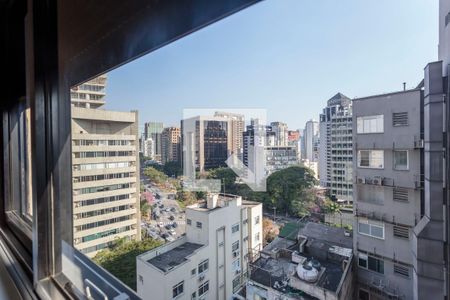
xmin=247 ymin=222 xmax=354 ymax=300
xmin=136 ymin=194 xmax=263 ymax=300
xmin=265 ymin=146 xmax=298 ymax=175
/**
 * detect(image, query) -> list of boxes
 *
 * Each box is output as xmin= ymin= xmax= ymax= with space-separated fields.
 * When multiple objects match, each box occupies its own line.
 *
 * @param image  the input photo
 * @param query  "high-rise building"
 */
xmin=302 ymin=120 xmax=319 ymax=162
xmin=144 ymin=121 xmax=163 ymax=162
xmin=353 ymin=89 xmax=422 ymax=299
xmin=214 ymin=111 xmax=245 ymax=158
xmin=161 ymin=126 xmax=181 ymax=164
xmin=71 ymin=75 xmax=140 ymax=257
xmin=136 ymin=193 xmax=263 ymax=300
xmin=352 ymin=2 xmax=450 ymax=298
xmin=270 ymin=121 xmax=289 ymax=146
xmin=242 ymin=119 xmax=275 ymax=167
xmin=143 ymin=138 xmax=154 ymax=159
xmin=319 ymin=93 xmax=353 ymax=203
xmin=181 ymin=116 xmax=231 ymax=172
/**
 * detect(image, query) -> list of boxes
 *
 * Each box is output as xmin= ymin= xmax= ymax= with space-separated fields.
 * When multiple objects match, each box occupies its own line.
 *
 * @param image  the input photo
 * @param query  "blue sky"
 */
xmin=105 ymin=0 xmax=438 ymax=132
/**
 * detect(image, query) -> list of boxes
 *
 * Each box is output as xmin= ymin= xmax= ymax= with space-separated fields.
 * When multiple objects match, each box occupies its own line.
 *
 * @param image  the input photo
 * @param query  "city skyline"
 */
xmin=102 ymin=0 xmax=438 ymax=131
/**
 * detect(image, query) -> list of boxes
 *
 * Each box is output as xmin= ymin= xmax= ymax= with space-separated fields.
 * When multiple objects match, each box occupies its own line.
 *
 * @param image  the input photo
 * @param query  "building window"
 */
xmin=198 ymin=259 xmax=209 ymax=274
xmin=255 ymin=216 xmax=260 ymax=224
xmin=187 ymin=219 xmax=192 ymax=225
xmin=392 ymin=112 xmax=408 ymax=127
xmin=191 ymin=292 xmax=196 ymax=300
xmin=393 ymin=187 xmax=409 ymax=202
xmin=196 ymin=221 xmax=202 ymax=228
xmin=393 ymin=150 xmax=408 ymax=170
xmin=138 ymin=275 xmax=143 ymax=284
xmin=232 ymin=241 xmax=240 ymax=252
xmin=358 ymin=253 xmax=384 ymax=274
xmin=232 ymin=276 xmax=241 ymax=292
xmin=394 ymin=264 xmax=410 ymax=278
xmin=232 ymin=223 xmax=239 ymax=233
xmin=358 ymin=150 xmax=384 ymax=169
xmin=393 ymin=225 xmax=409 ymax=239
xmin=172 ymin=281 xmax=184 ymax=298
xmin=198 ymin=281 xmax=209 ymax=297
xmin=356 ymin=115 xmax=384 ymax=133
xmin=191 ymin=268 xmax=196 ymax=276
xmin=358 ymin=219 xmax=384 ymax=239
xmin=255 ymin=232 xmax=260 ymax=241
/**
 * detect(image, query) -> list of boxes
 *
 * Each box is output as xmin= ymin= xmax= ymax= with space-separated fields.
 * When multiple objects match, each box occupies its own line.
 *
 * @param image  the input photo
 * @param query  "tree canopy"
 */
xmin=93 ymin=238 xmax=162 ymax=290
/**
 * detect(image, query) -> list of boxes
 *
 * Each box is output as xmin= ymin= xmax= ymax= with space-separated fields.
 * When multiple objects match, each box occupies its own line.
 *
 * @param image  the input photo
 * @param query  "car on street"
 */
xmin=158 ymin=222 xmax=163 ymax=228
xmin=170 ymin=207 xmax=176 ymax=212
xmin=169 ymin=229 xmax=176 ymax=235
xmin=165 ymin=224 xmax=172 ymax=230
xmin=172 ymin=222 xmax=178 ymax=228
xmin=161 ymin=233 xmax=169 ymax=239
xmin=166 ymin=236 xmax=175 ymax=242
xmin=169 ymin=215 xmax=175 ymax=221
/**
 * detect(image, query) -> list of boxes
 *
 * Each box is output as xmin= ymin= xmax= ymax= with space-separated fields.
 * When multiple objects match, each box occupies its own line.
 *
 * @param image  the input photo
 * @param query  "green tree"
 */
xmin=163 ymin=161 xmax=183 ymax=177
xmin=266 ymin=166 xmax=318 ymax=215
xmin=207 ymin=167 xmax=238 ymax=193
xmin=93 ymin=238 xmax=162 ymax=290
xmin=140 ymin=199 xmax=151 ymax=220
xmin=143 ymin=166 xmax=168 ymax=185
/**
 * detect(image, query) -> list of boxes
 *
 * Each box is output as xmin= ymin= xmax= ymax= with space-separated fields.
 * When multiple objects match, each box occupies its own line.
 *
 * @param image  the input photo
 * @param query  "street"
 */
xmin=140 ymin=174 xmax=186 ymax=243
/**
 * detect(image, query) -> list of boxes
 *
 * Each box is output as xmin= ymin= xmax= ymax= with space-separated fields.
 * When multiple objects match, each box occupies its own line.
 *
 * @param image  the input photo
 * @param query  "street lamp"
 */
xmin=272 ymin=206 xmax=277 ymax=222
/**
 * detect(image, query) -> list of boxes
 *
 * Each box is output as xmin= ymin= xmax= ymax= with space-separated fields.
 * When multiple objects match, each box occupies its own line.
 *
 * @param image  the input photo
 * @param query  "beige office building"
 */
xmin=71 ymin=75 xmax=140 ymax=257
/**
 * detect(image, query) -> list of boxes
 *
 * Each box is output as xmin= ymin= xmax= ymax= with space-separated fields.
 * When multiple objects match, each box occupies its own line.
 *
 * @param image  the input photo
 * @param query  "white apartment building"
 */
xmin=265 ymin=146 xmax=298 ymax=175
xmin=302 ymin=120 xmax=319 ymax=162
xmin=319 ymin=93 xmax=353 ymax=203
xmin=71 ymin=75 xmax=140 ymax=257
xmin=143 ymin=138 xmax=154 ymax=159
xmin=137 ymin=194 xmax=263 ymax=300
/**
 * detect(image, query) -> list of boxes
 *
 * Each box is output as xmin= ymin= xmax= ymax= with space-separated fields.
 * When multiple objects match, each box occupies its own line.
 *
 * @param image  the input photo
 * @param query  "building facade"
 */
xmin=265 ymin=146 xmax=298 ymax=175
xmin=144 ymin=121 xmax=163 ymax=162
xmin=270 ymin=121 xmax=289 ymax=146
xmin=181 ymin=116 xmax=231 ymax=172
xmin=214 ymin=111 xmax=245 ymax=158
xmin=136 ymin=194 xmax=263 ymax=300
xmin=353 ymin=89 xmax=423 ymax=300
xmin=319 ymin=93 xmax=353 ymax=203
xmin=161 ymin=126 xmax=181 ymax=164
xmin=71 ymin=76 xmax=140 ymax=257
xmin=143 ymin=138 xmax=154 ymax=159
xmin=302 ymin=119 xmax=319 ymax=162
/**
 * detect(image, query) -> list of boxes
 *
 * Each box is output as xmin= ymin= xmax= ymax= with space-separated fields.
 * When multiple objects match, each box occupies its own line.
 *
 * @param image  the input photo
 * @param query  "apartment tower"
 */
xmin=71 ymin=75 xmax=140 ymax=257
xmin=319 ymin=93 xmax=353 ymax=203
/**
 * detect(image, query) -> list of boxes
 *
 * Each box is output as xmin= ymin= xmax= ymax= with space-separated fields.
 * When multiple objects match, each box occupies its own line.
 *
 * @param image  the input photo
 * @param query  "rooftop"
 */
xmin=147 ymin=242 xmax=203 ymax=272
xmin=249 ymin=222 xmax=353 ymax=298
xmin=298 ymin=222 xmax=352 ymax=249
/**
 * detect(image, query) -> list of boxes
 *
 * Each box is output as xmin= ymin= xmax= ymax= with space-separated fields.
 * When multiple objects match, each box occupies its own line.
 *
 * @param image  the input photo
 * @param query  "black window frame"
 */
xmin=1 ymin=0 xmax=261 ymax=299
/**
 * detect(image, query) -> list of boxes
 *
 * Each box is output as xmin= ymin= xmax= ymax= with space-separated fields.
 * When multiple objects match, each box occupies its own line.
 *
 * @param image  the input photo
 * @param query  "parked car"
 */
xmin=170 ymin=207 xmax=176 ymax=212
xmin=158 ymin=222 xmax=164 ymax=228
xmin=169 ymin=215 xmax=175 ymax=221
xmin=166 ymin=236 xmax=175 ymax=242
xmin=165 ymin=224 xmax=172 ymax=230
xmin=161 ymin=233 xmax=169 ymax=239
xmin=172 ymin=222 xmax=178 ymax=228
xmin=169 ymin=229 xmax=176 ymax=235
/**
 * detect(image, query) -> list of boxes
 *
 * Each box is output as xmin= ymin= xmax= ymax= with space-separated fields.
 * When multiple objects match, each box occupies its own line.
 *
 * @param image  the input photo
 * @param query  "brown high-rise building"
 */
xmin=161 ymin=127 xmax=181 ymax=164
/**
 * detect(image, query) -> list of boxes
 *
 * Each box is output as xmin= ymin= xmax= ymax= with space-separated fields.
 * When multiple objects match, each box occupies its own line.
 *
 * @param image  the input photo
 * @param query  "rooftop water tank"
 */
xmin=296 ymin=262 xmax=319 ymax=283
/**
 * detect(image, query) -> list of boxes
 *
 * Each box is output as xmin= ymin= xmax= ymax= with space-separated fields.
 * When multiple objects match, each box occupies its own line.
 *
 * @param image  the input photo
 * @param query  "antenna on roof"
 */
xmin=403 ymin=82 xmax=406 ymax=91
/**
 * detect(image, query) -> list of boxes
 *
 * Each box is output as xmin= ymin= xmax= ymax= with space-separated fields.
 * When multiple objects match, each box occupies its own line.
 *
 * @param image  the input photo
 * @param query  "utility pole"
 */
xmin=272 ymin=206 xmax=277 ymax=223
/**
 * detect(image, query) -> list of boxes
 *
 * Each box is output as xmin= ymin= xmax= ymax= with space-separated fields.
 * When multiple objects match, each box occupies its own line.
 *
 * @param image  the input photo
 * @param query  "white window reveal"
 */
xmin=358 ymin=218 xmax=385 ymax=239
xmin=358 ymin=150 xmax=384 ymax=169
xmin=357 ymin=115 xmax=384 ymax=133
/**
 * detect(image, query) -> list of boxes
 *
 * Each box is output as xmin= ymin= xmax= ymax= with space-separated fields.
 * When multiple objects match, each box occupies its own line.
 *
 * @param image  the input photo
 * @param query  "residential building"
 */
xmin=144 ymin=121 xmax=163 ymax=162
xmin=303 ymin=159 xmax=319 ymax=180
xmin=214 ymin=111 xmax=245 ymax=158
xmin=247 ymin=222 xmax=354 ymax=300
xmin=136 ymin=194 xmax=263 ymax=300
xmin=353 ymin=88 xmax=425 ymax=299
xmin=265 ymin=146 xmax=298 ymax=175
xmin=302 ymin=119 xmax=319 ymax=162
xmin=143 ymin=138 xmax=154 ymax=159
xmin=161 ymin=126 xmax=181 ymax=164
xmin=319 ymin=93 xmax=353 ymax=203
xmin=71 ymin=76 xmax=140 ymax=257
xmin=242 ymin=119 xmax=275 ymax=167
xmin=270 ymin=121 xmax=289 ymax=146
